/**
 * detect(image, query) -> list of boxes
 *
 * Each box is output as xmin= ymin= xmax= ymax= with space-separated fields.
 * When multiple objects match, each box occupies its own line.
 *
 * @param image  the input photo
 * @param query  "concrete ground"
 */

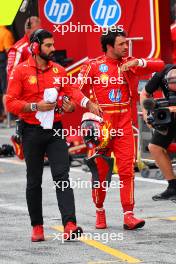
xmin=0 ymin=126 xmax=176 ymax=264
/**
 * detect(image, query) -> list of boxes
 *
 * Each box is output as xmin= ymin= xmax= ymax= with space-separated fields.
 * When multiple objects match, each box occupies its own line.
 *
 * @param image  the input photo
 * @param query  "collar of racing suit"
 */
xmin=105 ymin=55 xmax=123 ymax=66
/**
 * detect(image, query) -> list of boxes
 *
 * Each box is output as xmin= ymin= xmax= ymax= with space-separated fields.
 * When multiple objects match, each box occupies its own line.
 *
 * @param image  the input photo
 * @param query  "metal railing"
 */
xmin=127 ymin=37 xmax=144 ymax=56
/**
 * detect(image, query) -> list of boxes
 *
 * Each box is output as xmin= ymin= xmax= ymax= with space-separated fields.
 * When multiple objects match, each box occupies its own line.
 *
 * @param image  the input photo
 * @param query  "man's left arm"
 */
xmin=6 ymin=67 xmax=27 ymax=115
xmin=60 ymin=69 xmax=102 ymax=116
xmin=167 ymin=106 xmax=176 ymax=112
xmin=62 ymin=97 xmax=76 ymax=113
xmin=121 ymin=58 xmax=165 ymax=75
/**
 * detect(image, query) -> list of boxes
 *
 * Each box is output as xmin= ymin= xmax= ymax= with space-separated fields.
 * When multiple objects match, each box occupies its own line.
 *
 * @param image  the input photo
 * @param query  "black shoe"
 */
xmin=152 ymin=187 xmax=176 ymax=201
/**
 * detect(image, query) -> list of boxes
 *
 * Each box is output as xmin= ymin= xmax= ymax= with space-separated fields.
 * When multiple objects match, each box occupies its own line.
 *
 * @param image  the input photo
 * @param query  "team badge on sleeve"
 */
xmin=99 ymin=64 xmax=109 ymax=73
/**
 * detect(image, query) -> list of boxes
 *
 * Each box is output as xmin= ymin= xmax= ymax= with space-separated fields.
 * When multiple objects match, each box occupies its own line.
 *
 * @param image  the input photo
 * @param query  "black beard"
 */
xmin=39 ymin=52 xmax=54 ymax=61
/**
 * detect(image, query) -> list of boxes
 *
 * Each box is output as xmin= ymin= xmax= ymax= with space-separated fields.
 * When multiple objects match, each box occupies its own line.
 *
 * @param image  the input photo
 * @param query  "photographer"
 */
xmin=140 ymin=65 xmax=176 ymax=201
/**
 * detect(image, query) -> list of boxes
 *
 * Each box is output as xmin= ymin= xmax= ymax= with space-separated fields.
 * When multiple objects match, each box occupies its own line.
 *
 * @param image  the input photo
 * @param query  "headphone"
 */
xmin=162 ymin=66 xmax=176 ymax=96
xmin=30 ymin=29 xmax=44 ymax=55
xmin=26 ymin=17 xmax=31 ymax=29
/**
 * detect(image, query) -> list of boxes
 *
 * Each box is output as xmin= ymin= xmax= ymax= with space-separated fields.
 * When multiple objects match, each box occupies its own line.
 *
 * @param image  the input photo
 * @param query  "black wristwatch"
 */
xmin=30 ymin=103 xmax=38 ymax=112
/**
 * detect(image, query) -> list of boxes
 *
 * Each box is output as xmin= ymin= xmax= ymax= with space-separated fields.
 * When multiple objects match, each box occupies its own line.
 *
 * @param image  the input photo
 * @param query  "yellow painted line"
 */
xmin=79 ymin=238 xmax=141 ymax=263
xmin=88 ymin=261 xmax=122 ymax=264
xmin=162 ymin=216 xmax=176 ymax=221
xmin=0 ymin=158 xmax=25 ymax=166
xmin=145 ymin=216 xmax=176 ymax=221
xmin=144 ymin=216 xmax=163 ymax=221
xmin=51 ymin=226 xmax=141 ymax=263
xmin=53 ymin=226 xmax=63 ymax=231
xmin=45 ymin=235 xmax=55 ymax=240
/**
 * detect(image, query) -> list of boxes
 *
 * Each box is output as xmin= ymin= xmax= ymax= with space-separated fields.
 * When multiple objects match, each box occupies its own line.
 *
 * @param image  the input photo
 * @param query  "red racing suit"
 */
xmin=7 ymin=34 xmax=31 ymax=78
xmin=79 ymin=55 xmax=164 ymax=212
xmin=6 ymin=55 xmax=89 ymax=124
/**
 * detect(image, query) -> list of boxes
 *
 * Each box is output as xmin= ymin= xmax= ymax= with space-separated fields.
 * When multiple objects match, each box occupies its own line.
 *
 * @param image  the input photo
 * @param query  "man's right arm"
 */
xmin=140 ymin=88 xmax=152 ymax=124
xmin=6 ymin=67 xmax=56 ymax=115
xmin=140 ymin=71 xmax=163 ymax=125
xmin=61 ymin=64 xmax=102 ymax=116
xmin=78 ymin=62 xmax=93 ymax=96
xmin=6 ymin=67 xmax=28 ymax=115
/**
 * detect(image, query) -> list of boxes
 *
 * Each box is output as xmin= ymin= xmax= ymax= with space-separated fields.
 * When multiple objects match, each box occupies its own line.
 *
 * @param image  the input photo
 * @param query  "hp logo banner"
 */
xmin=90 ymin=0 xmax=121 ymax=27
xmin=44 ymin=0 xmax=73 ymax=24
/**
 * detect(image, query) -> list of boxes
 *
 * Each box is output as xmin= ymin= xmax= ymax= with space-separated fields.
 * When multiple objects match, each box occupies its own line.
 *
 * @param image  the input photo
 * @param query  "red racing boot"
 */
xmin=96 ymin=209 xmax=107 ymax=229
xmin=31 ymin=225 xmax=44 ymax=242
xmin=123 ymin=212 xmax=145 ymax=230
xmin=64 ymin=222 xmax=83 ymax=240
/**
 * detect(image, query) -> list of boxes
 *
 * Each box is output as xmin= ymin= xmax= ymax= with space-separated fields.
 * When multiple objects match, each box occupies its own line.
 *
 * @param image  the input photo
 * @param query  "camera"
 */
xmin=55 ymin=94 xmax=70 ymax=114
xmin=143 ymin=93 xmax=176 ymax=130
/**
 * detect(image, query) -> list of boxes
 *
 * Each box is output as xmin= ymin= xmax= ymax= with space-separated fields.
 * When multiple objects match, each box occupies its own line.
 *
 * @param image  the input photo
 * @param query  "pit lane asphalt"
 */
xmin=0 ymin=127 xmax=176 ymax=264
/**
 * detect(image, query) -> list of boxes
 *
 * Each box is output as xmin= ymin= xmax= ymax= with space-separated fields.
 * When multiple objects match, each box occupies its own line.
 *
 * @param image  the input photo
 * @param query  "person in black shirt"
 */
xmin=140 ymin=65 xmax=176 ymax=200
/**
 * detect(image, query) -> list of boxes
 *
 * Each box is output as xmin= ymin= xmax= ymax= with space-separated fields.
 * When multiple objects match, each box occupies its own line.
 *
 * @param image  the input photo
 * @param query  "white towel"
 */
xmin=36 ymin=88 xmax=58 ymax=129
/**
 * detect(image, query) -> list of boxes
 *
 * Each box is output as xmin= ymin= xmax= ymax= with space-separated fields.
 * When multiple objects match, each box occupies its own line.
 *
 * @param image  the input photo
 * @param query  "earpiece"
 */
xmin=31 ymin=42 xmax=40 ymax=55
xmin=30 ymin=29 xmax=44 ymax=55
xmin=164 ymin=66 xmax=176 ymax=90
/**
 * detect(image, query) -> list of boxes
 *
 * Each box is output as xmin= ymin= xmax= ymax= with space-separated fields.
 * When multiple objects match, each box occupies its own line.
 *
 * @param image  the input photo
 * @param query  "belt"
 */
xmin=22 ymin=121 xmax=41 ymax=128
xmin=22 ymin=121 xmax=62 ymax=129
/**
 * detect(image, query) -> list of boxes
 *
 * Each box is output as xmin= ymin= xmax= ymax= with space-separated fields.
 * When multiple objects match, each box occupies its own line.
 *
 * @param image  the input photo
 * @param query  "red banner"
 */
xmin=39 ymin=0 xmax=160 ymax=61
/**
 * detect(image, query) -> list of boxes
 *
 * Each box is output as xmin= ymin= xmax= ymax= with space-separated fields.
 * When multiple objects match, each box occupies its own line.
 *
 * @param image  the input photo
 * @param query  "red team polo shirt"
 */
xmin=6 ymin=56 xmax=88 ymax=124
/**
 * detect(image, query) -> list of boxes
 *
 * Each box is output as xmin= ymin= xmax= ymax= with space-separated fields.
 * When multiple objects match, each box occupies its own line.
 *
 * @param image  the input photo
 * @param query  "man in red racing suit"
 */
xmin=79 ymin=30 xmax=164 ymax=230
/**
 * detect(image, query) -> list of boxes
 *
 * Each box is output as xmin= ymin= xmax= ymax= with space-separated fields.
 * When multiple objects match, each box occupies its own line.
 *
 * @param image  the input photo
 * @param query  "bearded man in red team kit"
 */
xmin=79 ymin=29 xmax=164 ymax=230
xmin=6 ymin=29 xmax=101 ymax=242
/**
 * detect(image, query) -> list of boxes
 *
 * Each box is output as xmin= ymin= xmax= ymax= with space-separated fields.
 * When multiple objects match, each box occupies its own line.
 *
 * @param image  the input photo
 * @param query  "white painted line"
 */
xmin=0 ymin=161 xmax=167 ymax=185
xmin=134 ymin=176 xmax=167 ymax=185
xmin=0 ymin=203 xmax=27 ymax=212
xmin=113 ymin=174 xmax=167 ymax=185
xmin=70 ymin=168 xmax=167 ymax=185
xmin=0 ymin=135 xmax=12 ymax=138
xmin=0 ymin=158 xmax=25 ymax=165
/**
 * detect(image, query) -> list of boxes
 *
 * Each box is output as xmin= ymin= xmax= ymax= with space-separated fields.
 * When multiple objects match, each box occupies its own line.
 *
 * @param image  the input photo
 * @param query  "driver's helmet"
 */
xmin=81 ymin=112 xmax=112 ymax=149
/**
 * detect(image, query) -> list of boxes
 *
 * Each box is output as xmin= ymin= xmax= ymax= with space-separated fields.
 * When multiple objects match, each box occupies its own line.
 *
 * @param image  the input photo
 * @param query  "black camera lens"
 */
xmin=157 ymin=110 xmax=167 ymax=120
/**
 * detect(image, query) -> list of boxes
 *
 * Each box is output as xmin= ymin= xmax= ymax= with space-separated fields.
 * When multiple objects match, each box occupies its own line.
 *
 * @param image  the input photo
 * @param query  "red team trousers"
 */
xmin=91 ymin=105 xmax=135 ymax=212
